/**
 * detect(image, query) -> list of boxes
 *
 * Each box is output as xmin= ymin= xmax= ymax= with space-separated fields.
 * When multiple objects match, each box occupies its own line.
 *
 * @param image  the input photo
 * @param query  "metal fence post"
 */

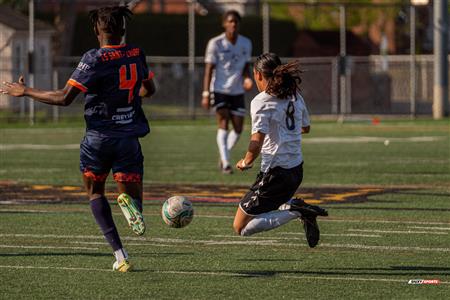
xmin=28 ymin=0 xmax=35 ymax=125
xmin=339 ymin=4 xmax=347 ymax=119
xmin=410 ymin=4 xmax=417 ymax=118
xmin=331 ymin=57 xmax=338 ymax=114
xmin=433 ymin=0 xmax=449 ymax=119
xmin=262 ymin=1 xmax=270 ymax=54
xmin=188 ymin=0 xmax=196 ymax=119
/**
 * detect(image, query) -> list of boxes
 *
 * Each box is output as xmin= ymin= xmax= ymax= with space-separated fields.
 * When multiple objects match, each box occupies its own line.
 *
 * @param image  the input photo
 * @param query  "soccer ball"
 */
xmin=161 ymin=196 xmax=194 ymax=228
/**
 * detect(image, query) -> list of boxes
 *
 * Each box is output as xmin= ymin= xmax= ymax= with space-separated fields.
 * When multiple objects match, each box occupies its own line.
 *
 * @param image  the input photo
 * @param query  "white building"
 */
xmin=0 ymin=5 xmax=53 ymax=109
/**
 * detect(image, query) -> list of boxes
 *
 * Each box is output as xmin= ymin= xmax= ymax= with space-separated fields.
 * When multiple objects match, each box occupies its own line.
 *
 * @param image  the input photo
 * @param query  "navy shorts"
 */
xmin=211 ymin=92 xmax=246 ymax=117
xmin=239 ymin=163 xmax=303 ymax=216
xmin=80 ymin=134 xmax=144 ymax=182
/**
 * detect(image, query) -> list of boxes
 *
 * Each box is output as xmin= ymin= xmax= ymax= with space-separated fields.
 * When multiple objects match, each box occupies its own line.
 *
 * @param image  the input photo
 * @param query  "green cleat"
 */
xmin=117 ymin=193 xmax=146 ymax=236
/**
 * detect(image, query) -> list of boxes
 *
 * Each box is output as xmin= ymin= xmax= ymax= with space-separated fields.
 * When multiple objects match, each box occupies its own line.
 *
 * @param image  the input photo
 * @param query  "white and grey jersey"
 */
xmin=250 ymin=91 xmax=310 ymax=172
xmin=204 ymin=33 xmax=252 ymax=95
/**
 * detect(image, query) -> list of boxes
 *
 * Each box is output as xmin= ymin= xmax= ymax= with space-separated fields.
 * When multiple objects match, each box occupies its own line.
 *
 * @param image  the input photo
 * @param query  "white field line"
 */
xmin=321 ymin=219 xmax=450 ymax=226
xmin=70 ymin=239 xmax=289 ymax=247
xmin=279 ymin=233 xmax=382 ymax=238
xmin=0 ymin=233 xmax=147 ymax=241
xmin=0 ymin=244 xmax=98 ymax=250
xmin=0 ymin=265 xmax=109 ymax=272
xmin=213 ymin=234 xmax=382 ymax=239
xmin=3 ymin=208 xmax=450 ymax=226
xmin=408 ymin=226 xmax=450 ymax=231
xmin=349 ymin=229 xmax=448 ymax=235
xmin=0 ymin=265 xmax=448 ymax=285
xmin=0 ymin=235 xmax=450 ymax=252
xmin=303 ymin=136 xmax=444 ymax=144
xmin=320 ymin=243 xmax=450 ymax=253
xmin=0 ymin=144 xmax=79 ymax=150
xmin=0 ymin=136 xmax=444 ymax=150
xmin=70 ymin=241 xmax=173 ymax=247
xmin=6 ymin=233 xmax=447 ymax=253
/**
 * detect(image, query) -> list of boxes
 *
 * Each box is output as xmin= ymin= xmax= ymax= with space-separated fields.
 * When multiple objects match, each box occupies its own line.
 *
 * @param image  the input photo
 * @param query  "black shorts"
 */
xmin=239 ymin=163 xmax=303 ymax=216
xmin=211 ymin=92 xmax=246 ymax=116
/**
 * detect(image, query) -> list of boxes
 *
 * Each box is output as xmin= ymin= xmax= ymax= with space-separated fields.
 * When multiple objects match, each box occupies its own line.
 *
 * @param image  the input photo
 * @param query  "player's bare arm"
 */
xmin=236 ymin=131 xmax=265 ymax=171
xmin=0 ymin=76 xmax=80 ymax=106
xmin=242 ymin=62 xmax=253 ymax=91
xmin=201 ymin=63 xmax=215 ymax=109
xmin=302 ymin=125 xmax=310 ymax=134
xmin=140 ymin=78 xmax=156 ymax=97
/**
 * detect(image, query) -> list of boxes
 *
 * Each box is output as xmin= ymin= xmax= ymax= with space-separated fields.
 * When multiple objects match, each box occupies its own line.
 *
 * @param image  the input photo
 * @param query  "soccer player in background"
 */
xmin=232 ymin=53 xmax=328 ymax=247
xmin=0 ymin=6 xmax=155 ymax=272
xmin=201 ymin=10 xmax=253 ymax=174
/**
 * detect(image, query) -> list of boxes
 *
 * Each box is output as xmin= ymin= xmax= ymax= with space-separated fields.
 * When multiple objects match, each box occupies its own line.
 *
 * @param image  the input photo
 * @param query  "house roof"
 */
xmin=0 ymin=5 xmax=53 ymax=31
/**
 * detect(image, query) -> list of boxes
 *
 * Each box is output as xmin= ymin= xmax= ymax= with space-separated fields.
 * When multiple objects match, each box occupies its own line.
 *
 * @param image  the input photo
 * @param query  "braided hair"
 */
xmin=254 ymin=53 xmax=302 ymax=99
xmin=89 ymin=6 xmax=132 ymax=37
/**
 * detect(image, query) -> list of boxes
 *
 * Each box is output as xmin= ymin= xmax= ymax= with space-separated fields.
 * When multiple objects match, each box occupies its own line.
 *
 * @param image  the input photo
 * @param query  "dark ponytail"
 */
xmin=254 ymin=53 xmax=302 ymax=99
xmin=89 ymin=6 xmax=132 ymax=37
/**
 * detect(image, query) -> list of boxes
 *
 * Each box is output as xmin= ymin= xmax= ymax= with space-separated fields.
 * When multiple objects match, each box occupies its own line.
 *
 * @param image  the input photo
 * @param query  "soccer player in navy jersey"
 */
xmin=1 ymin=6 xmax=155 ymax=272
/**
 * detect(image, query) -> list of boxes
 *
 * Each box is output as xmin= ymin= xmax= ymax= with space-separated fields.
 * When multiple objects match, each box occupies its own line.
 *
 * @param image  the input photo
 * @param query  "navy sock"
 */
xmin=90 ymin=196 xmax=123 ymax=251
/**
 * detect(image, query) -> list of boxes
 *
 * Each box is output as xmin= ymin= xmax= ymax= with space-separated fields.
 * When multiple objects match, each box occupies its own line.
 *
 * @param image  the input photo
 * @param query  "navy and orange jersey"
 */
xmin=68 ymin=44 xmax=154 ymax=138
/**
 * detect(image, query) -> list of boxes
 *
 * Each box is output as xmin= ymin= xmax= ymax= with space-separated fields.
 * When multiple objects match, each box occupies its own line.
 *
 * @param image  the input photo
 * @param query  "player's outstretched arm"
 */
xmin=0 ymin=76 xmax=80 ymax=106
xmin=236 ymin=131 xmax=265 ymax=171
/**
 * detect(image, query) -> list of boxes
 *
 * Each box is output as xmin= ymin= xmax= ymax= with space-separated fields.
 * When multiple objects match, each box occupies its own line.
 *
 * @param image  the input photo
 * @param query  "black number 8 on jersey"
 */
xmin=285 ymin=101 xmax=295 ymax=130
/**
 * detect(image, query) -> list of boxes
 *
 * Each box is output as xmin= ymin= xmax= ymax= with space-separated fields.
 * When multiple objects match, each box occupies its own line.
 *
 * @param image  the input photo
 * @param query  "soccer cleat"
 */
xmin=289 ymin=198 xmax=328 ymax=248
xmin=301 ymin=215 xmax=320 ymax=248
xmin=222 ymin=165 xmax=233 ymax=174
xmin=219 ymin=159 xmax=233 ymax=174
xmin=113 ymin=259 xmax=132 ymax=272
xmin=289 ymin=198 xmax=328 ymax=217
xmin=117 ymin=193 xmax=146 ymax=236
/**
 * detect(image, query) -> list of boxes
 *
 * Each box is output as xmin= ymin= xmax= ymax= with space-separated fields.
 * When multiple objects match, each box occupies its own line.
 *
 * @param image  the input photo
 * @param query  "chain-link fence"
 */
xmin=0 ymin=0 xmax=448 ymax=122
xmin=0 ymin=54 xmax=446 ymax=122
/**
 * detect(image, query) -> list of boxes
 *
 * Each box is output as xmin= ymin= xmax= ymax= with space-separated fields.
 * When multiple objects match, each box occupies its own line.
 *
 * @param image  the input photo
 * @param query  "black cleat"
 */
xmin=301 ymin=215 xmax=320 ymax=248
xmin=289 ymin=198 xmax=328 ymax=248
xmin=289 ymin=198 xmax=328 ymax=217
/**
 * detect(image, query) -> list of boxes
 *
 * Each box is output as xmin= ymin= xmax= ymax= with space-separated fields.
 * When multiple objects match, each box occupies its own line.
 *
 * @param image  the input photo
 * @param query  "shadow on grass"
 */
xmin=237 ymin=268 xmax=450 ymax=278
xmin=0 ymin=252 xmax=110 ymax=257
xmin=158 ymin=265 xmax=450 ymax=278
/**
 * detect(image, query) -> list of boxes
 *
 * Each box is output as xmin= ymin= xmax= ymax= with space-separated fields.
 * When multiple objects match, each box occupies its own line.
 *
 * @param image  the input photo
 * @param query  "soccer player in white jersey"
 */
xmin=232 ymin=53 xmax=328 ymax=248
xmin=201 ymin=10 xmax=253 ymax=174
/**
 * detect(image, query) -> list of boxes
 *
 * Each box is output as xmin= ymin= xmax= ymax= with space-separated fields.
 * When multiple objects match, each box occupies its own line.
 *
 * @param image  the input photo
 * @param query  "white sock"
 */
xmin=240 ymin=210 xmax=300 ymax=236
xmin=226 ymin=130 xmax=240 ymax=151
xmin=217 ymin=128 xmax=230 ymax=167
xmin=278 ymin=199 xmax=293 ymax=210
xmin=114 ymin=248 xmax=128 ymax=262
